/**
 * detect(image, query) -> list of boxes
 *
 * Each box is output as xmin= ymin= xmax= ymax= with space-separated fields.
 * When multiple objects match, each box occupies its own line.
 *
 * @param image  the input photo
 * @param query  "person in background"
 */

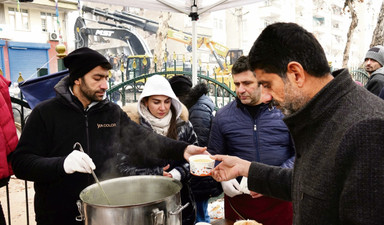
xmin=119 ymin=75 xmax=198 ymax=225
xmin=0 ymin=74 xmax=19 ymax=225
xmin=364 ymin=45 xmax=384 ymax=95
xmin=169 ymin=75 xmax=222 ymax=224
xmin=10 ymin=48 xmax=206 ymax=225
xmin=211 ymin=22 xmax=384 ymax=224
xmin=208 ymin=56 xmax=295 ymax=225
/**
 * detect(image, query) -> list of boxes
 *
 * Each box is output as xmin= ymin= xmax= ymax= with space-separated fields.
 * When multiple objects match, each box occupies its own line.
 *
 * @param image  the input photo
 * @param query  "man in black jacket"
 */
xmin=11 ymin=47 xmax=206 ymax=225
xmin=364 ymin=45 xmax=384 ymax=95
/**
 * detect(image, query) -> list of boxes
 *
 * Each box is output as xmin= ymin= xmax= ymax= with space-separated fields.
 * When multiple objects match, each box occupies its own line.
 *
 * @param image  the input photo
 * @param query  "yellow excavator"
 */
xmin=167 ymin=29 xmax=243 ymax=76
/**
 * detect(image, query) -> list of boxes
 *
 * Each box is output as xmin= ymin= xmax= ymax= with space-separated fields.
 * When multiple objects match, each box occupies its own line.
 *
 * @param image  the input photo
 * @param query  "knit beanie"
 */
xmin=63 ymin=47 xmax=112 ymax=83
xmin=168 ymin=75 xmax=192 ymax=97
xmin=138 ymin=75 xmax=182 ymax=119
xmin=365 ymin=45 xmax=384 ymax=66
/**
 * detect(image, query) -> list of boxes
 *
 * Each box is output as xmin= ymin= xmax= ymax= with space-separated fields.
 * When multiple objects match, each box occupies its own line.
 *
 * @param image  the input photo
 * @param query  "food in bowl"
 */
xmin=189 ymin=154 xmax=214 ymax=176
xmin=234 ymin=220 xmax=262 ymax=225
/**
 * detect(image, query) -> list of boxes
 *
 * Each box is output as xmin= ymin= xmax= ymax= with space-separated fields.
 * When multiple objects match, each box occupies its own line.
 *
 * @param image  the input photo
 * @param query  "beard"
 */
xmin=79 ymin=78 xmax=105 ymax=102
xmin=278 ymin=80 xmax=309 ymax=116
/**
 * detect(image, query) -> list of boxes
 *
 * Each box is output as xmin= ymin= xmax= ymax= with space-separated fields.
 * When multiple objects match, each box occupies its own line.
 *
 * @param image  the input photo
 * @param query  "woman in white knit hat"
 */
xmin=120 ymin=75 xmax=198 ymax=225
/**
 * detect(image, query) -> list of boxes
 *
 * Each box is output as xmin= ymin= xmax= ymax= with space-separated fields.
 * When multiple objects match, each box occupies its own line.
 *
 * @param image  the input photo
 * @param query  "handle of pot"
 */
xmin=152 ymin=208 xmax=165 ymax=225
xmin=169 ymin=202 xmax=190 ymax=215
xmin=76 ymin=200 xmax=85 ymax=221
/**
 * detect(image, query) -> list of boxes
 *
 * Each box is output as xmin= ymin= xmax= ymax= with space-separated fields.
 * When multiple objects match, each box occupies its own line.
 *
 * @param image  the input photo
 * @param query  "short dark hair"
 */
xmin=248 ymin=22 xmax=330 ymax=79
xmin=231 ymin=55 xmax=250 ymax=75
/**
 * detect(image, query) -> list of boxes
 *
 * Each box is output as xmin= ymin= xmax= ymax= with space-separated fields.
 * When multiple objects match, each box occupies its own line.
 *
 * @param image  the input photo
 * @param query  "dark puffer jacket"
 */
xmin=184 ymin=83 xmax=215 ymax=147
xmin=208 ymin=98 xmax=295 ymax=168
xmin=184 ymin=83 xmax=222 ymax=200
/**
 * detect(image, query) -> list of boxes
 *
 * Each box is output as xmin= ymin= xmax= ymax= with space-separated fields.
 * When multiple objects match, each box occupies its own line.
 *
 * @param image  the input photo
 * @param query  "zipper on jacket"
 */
xmin=84 ymin=113 xmax=90 ymax=154
xmin=84 ymin=113 xmax=92 ymax=184
xmin=253 ymin=120 xmax=260 ymax=162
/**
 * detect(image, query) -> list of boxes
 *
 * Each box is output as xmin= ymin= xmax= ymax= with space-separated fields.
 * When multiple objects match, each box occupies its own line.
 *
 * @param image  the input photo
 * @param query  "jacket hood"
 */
xmin=123 ymin=102 xmax=189 ymax=124
xmin=371 ymin=66 xmax=384 ymax=77
xmin=137 ymin=75 xmax=182 ymax=119
xmin=184 ymin=83 xmax=208 ymax=109
xmin=54 ymin=75 xmax=73 ymax=103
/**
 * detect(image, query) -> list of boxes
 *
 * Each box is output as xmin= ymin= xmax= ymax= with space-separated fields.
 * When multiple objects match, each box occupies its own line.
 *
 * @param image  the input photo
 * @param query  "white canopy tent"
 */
xmin=80 ymin=0 xmax=262 ymax=85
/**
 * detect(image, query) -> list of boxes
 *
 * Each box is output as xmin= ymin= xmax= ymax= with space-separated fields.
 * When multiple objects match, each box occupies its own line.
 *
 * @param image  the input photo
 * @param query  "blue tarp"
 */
xmin=19 ymin=70 xmax=68 ymax=109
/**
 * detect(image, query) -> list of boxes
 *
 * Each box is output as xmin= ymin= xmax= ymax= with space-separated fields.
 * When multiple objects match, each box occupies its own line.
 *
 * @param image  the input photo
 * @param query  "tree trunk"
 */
xmin=370 ymin=1 xmax=384 ymax=47
xmin=152 ymin=12 xmax=171 ymax=73
xmin=342 ymin=0 xmax=358 ymax=67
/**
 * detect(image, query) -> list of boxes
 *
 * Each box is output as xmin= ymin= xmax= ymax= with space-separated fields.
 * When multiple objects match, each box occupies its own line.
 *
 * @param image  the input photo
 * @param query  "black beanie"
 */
xmin=63 ymin=47 xmax=112 ymax=83
xmin=169 ymin=75 xmax=192 ymax=97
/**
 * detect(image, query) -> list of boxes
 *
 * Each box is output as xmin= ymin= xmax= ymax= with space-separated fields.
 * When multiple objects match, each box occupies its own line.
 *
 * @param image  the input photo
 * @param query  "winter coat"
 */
xmin=183 ymin=83 xmax=222 ymax=200
xmin=208 ymin=98 xmax=295 ymax=168
xmin=0 ymin=76 xmax=18 ymax=186
xmin=184 ymin=83 xmax=215 ymax=147
xmin=365 ymin=67 xmax=384 ymax=95
xmin=248 ymin=69 xmax=384 ymax=224
xmin=120 ymin=102 xmax=197 ymax=174
xmin=121 ymin=102 xmax=198 ymax=225
xmin=11 ymin=76 xmax=188 ymax=225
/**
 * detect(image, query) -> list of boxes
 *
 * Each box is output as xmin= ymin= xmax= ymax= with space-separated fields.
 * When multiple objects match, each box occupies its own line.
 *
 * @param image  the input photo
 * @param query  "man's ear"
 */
xmin=287 ymin=62 xmax=305 ymax=88
xmin=74 ymin=78 xmax=80 ymax=85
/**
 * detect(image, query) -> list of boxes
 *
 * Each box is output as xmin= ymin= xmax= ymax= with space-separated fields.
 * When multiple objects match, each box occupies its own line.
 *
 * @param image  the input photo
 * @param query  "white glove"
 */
xmin=221 ymin=178 xmax=242 ymax=197
xmin=63 ymin=150 xmax=96 ymax=174
xmin=239 ymin=177 xmax=250 ymax=194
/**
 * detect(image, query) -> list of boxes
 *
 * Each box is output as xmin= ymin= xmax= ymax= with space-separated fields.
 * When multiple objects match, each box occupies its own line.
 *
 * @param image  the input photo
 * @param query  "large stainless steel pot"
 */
xmin=77 ymin=176 xmax=187 ymax=225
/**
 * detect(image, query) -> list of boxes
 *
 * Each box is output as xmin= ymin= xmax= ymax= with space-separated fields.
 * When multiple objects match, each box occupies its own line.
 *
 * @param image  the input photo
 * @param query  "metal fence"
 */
xmin=7 ymin=95 xmax=32 ymax=225
xmin=107 ymin=59 xmax=236 ymax=110
xmin=349 ymin=68 xmax=369 ymax=86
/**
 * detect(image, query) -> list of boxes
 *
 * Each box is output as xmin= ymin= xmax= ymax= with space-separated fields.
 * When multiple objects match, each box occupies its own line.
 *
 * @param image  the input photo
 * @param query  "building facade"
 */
xmin=0 ymin=0 xmax=77 ymax=83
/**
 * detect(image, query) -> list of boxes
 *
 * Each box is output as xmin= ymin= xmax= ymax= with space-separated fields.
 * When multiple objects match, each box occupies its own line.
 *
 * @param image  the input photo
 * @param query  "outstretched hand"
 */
xmin=210 ymin=155 xmax=251 ymax=182
xmin=184 ymin=145 xmax=208 ymax=161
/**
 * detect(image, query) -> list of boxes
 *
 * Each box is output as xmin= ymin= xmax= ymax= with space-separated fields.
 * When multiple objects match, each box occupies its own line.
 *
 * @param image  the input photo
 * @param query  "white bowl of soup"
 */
xmin=189 ymin=154 xmax=215 ymax=176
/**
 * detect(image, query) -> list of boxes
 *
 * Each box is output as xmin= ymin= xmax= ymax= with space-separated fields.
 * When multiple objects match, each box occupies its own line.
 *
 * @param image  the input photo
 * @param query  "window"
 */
xmin=264 ymin=0 xmax=273 ymax=7
xmin=8 ymin=8 xmax=30 ymax=31
xmin=213 ymin=18 xmax=223 ymax=30
xmin=41 ymin=12 xmax=58 ymax=32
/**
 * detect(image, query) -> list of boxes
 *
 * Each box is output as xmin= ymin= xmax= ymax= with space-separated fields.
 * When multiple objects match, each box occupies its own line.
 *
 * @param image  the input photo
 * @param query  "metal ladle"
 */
xmin=73 ymin=142 xmax=111 ymax=205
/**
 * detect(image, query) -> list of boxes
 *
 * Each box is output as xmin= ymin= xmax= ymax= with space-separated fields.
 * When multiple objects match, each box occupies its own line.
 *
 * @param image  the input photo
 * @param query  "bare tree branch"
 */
xmin=370 ymin=1 xmax=384 ymax=47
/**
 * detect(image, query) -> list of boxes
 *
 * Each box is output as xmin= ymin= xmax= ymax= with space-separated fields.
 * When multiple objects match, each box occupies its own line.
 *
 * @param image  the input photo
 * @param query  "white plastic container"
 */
xmin=189 ymin=154 xmax=215 ymax=176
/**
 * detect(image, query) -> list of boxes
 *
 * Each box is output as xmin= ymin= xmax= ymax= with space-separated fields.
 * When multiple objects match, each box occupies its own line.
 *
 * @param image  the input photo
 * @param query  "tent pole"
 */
xmin=192 ymin=20 xmax=197 ymax=86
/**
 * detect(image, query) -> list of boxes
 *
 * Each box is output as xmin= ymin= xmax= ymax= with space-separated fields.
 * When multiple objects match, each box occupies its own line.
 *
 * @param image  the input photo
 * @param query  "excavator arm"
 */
xmin=74 ymin=17 xmax=152 ymax=56
xmin=80 ymin=5 xmax=242 ymax=73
